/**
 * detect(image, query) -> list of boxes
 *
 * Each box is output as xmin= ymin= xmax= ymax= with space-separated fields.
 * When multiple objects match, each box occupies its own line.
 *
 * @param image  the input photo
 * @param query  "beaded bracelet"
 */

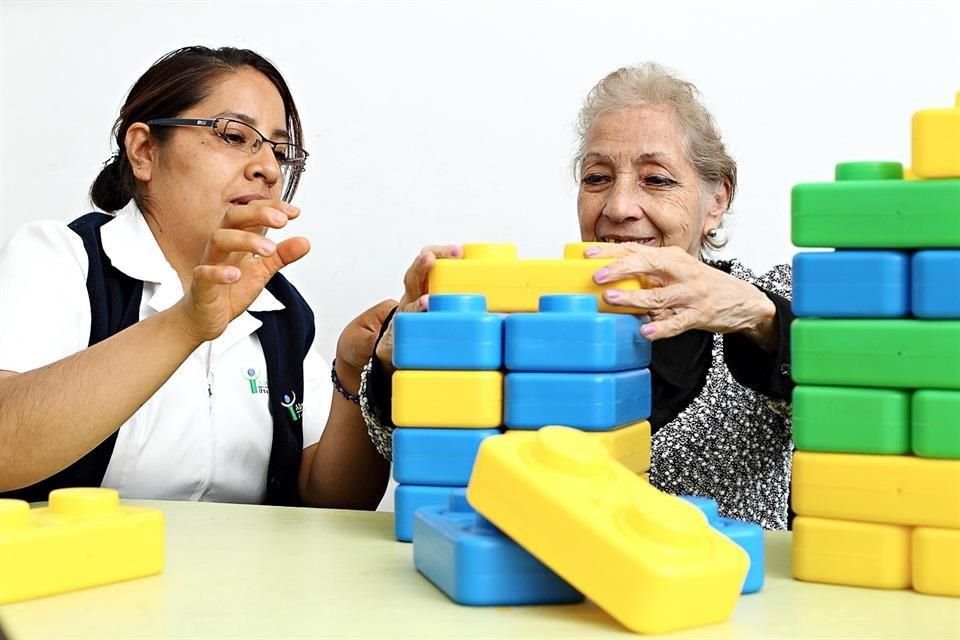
xmin=330 ymin=358 xmax=362 ymax=405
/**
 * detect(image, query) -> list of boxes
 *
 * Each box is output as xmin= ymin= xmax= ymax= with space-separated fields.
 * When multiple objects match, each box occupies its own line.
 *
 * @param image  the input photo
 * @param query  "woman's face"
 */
xmin=143 ymin=67 xmax=288 ymax=242
xmin=576 ymin=105 xmax=724 ymax=257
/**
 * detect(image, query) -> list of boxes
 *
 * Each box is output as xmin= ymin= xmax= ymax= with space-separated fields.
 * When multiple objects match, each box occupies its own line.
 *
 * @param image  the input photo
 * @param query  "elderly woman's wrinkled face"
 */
xmin=577 ymin=105 xmax=723 ymax=257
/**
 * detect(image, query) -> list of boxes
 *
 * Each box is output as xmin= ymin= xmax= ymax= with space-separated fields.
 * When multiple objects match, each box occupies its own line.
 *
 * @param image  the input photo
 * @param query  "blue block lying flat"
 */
xmin=393 ymin=428 xmax=501 ymax=486
xmin=413 ymin=491 xmax=584 ymax=606
xmin=504 ymin=294 xmax=651 ymax=372
xmin=393 ymin=294 xmax=503 ymax=370
xmin=504 ymin=369 xmax=651 ymax=430
xmin=792 ymin=251 xmax=909 ymax=318
xmin=912 ymin=251 xmax=960 ymax=318
xmin=682 ymin=496 xmax=765 ymax=594
xmin=395 ymin=484 xmax=462 ymax=542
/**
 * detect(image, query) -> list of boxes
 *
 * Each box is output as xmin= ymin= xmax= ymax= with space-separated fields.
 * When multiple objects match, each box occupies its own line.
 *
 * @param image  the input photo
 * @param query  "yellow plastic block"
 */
xmin=912 ymin=92 xmax=960 ymax=179
xmin=392 ymin=370 xmax=502 ymax=427
xmin=505 ymin=420 xmax=651 ymax=473
xmin=792 ymin=517 xmax=911 ymax=590
xmin=0 ymin=488 xmax=164 ymax=604
xmin=792 ymin=452 xmax=960 ymax=528
xmin=428 ymin=243 xmax=648 ymax=313
xmin=468 ymin=426 xmax=748 ymax=634
xmin=913 ymin=527 xmax=960 ymax=597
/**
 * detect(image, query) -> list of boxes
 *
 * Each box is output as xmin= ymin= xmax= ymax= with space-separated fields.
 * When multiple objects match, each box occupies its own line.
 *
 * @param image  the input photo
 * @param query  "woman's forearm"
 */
xmin=0 ymin=303 xmax=203 ymax=491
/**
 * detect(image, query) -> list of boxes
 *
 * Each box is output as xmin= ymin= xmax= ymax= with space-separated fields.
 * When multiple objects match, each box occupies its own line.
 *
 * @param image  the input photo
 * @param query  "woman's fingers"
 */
xmin=222 ymin=200 xmax=300 ymax=232
xmin=602 ymin=284 xmax=689 ymax=313
xmin=641 ymin=308 xmax=697 ymax=340
xmin=401 ymin=245 xmax=462 ymax=305
xmin=590 ymin=244 xmax=691 ymax=286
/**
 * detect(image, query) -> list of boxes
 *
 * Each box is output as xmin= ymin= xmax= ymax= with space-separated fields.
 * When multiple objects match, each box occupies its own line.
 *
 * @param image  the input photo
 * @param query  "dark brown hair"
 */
xmin=90 ymin=46 xmax=304 ymax=212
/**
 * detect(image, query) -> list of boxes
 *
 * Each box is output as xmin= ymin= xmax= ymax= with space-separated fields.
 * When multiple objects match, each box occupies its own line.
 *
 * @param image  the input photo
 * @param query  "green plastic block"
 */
xmin=791 ymin=161 xmax=960 ymax=248
xmin=913 ymin=390 xmax=960 ymax=458
xmin=793 ymin=386 xmax=910 ymax=454
xmin=792 ymin=319 xmax=960 ymax=389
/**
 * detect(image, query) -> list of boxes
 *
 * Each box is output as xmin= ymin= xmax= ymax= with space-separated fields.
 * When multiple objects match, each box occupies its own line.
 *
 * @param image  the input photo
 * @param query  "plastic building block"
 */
xmin=467 ymin=426 xmax=748 ymax=634
xmin=792 ymin=319 xmax=960 ymax=389
xmin=505 ymin=420 xmax=651 ymax=474
xmin=912 ymin=92 xmax=960 ymax=179
xmin=412 ymin=491 xmax=584 ymax=605
xmin=913 ymin=390 xmax=960 ymax=459
xmin=428 ymin=243 xmax=648 ymax=313
xmin=913 ymin=527 xmax=960 ymax=597
xmin=681 ymin=496 xmax=765 ymax=594
xmin=792 ymin=386 xmax=910 ymax=455
xmin=394 ymin=484 xmax=462 ymax=542
xmin=393 ymin=295 xmax=503 ymax=370
xmin=392 ymin=371 xmax=502 ymax=428
xmin=912 ymin=251 xmax=960 ymax=319
xmin=793 ymin=517 xmax=911 ymax=590
xmin=0 ymin=488 xmax=163 ymax=604
xmin=791 ymin=162 xmax=960 ymax=248
xmin=791 ymin=251 xmax=909 ymax=318
xmin=504 ymin=369 xmax=651 ymax=430
xmin=393 ymin=428 xmax=501 ymax=485
xmin=503 ymin=294 xmax=650 ymax=372
xmin=792 ymin=451 xmax=960 ymax=528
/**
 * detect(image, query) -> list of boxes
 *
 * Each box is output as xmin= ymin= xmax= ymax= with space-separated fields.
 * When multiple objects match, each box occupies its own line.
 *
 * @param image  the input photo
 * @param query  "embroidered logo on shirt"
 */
xmin=244 ymin=367 xmax=269 ymax=394
xmin=281 ymin=391 xmax=303 ymax=422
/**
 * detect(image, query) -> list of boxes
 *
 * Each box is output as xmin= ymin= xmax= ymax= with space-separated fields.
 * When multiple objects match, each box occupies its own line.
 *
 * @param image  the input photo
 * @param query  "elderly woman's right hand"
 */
xmin=175 ymin=199 xmax=309 ymax=343
xmin=374 ymin=245 xmax=463 ymax=372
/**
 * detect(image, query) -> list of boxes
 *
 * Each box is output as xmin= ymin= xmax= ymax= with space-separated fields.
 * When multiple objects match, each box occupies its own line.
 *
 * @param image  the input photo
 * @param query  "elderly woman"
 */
xmin=366 ymin=63 xmax=793 ymax=529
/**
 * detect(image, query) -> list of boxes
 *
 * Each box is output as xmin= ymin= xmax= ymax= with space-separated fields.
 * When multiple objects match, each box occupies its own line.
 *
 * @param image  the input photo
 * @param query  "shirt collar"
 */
xmin=100 ymin=202 xmax=285 ymax=313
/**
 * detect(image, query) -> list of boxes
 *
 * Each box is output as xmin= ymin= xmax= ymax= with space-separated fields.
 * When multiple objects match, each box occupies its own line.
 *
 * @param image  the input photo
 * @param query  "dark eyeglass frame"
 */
xmin=146 ymin=117 xmax=309 ymax=169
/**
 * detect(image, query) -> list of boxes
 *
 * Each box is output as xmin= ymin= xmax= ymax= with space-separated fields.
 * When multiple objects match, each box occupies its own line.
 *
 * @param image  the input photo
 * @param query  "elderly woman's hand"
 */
xmin=588 ymin=244 xmax=778 ymax=349
xmin=374 ymin=245 xmax=463 ymax=372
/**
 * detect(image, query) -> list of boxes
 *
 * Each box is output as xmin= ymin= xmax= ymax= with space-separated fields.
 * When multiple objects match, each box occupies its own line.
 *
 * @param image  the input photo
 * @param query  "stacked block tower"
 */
xmin=393 ymin=244 xmax=765 ymax=632
xmin=790 ymin=93 xmax=960 ymax=597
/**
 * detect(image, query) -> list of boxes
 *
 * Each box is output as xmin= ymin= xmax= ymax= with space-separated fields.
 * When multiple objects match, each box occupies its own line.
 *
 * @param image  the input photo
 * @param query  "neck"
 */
xmin=141 ymin=208 xmax=206 ymax=290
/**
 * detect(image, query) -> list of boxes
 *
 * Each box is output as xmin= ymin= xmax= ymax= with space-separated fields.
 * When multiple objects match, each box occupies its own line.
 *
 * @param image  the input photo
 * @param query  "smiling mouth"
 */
xmin=599 ymin=236 xmax=658 ymax=246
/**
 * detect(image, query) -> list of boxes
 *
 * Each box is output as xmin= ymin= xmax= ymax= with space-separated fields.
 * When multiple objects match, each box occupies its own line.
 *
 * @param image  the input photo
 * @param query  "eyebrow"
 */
xmin=581 ymin=151 xmax=672 ymax=165
xmin=216 ymin=110 xmax=290 ymax=141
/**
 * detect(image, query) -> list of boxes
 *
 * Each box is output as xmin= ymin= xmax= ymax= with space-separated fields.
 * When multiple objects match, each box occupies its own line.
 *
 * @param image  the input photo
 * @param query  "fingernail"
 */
xmin=226 ymin=267 xmax=241 ymax=282
xmin=450 ymin=246 xmax=462 ymax=257
xmin=271 ymin=212 xmax=286 ymax=225
xmin=641 ymin=324 xmax=655 ymax=336
xmin=418 ymin=254 xmax=428 ymax=265
xmin=594 ymin=268 xmax=609 ymax=283
xmin=605 ymin=289 xmax=621 ymax=301
xmin=260 ymin=240 xmax=276 ymax=254
xmin=584 ymin=247 xmax=601 ymax=257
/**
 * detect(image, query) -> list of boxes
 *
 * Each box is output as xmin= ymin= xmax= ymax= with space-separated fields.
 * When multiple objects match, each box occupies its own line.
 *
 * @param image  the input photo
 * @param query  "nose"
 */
xmin=245 ymin=144 xmax=282 ymax=191
xmin=603 ymin=175 xmax=644 ymax=223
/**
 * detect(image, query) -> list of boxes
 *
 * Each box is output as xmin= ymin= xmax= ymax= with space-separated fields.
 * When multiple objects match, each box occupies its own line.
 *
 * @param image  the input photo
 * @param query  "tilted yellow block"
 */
xmin=392 ymin=370 xmax=502 ymax=427
xmin=912 ymin=92 xmax=960 ymax=179
xmin=792 ymin=452 xmax=960 ymax=528
xmin=468 ymin=426 xmax=748 ymax=634
xmin=792 ymin=517 xmax=911 ymax=590
xmin=913 ymin=527 xmax=960 ymax=597
xmin=428 ymin=243 xmax=648 ymax=313
xmin=0 ymin=488 xmax=164 ymax=604
xmin=505 ymin=420 xmax=651 ymax=473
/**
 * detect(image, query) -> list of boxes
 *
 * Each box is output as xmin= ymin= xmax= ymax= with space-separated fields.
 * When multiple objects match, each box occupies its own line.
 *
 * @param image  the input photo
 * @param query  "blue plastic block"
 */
xmin=504 ymin=369 xmax=651 ymax=430
xmin=412 ymin=491 xmax=584 ymax=605
xmin=792 ymin=251 xmax=909 ymax=318
xmin=393 ymin=295 xmax=503 ymax=370
xmin=681 ymin=495 xmax=765 ymax=594
xmin=503 ymin=295 xmax=651 ymax=372
xmin=393 ymin=428 xmax=501 ymax=486
xmin=912 ymin=251 xmax=960 ymax=318
xmin=395 ymin=484 xmax=462 ymax=542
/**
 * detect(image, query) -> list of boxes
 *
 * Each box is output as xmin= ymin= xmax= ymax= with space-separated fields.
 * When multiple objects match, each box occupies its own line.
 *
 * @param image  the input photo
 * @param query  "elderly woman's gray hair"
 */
xmin=574 ymin=63 xmax=737 ymax=252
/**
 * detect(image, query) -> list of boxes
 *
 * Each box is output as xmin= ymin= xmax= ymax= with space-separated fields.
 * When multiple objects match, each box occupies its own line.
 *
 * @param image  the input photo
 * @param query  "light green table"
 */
xmin=1 ymin=500 xmax=958 ymax=639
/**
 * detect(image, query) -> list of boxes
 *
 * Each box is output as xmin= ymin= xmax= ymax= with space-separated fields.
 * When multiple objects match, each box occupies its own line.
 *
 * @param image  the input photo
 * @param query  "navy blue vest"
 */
xmin=2 ymin=212 xmax=313 ymax=506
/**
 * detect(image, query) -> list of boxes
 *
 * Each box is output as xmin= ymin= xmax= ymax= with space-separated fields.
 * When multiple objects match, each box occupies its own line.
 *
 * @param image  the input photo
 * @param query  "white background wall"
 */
xmin=2 ymin=1 xmax=958 ymax=508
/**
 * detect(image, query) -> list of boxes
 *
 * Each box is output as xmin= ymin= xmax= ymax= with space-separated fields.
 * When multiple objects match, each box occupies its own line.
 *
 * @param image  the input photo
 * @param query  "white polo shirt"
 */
xmin=0 ymin=205 xmax=331 ymax=503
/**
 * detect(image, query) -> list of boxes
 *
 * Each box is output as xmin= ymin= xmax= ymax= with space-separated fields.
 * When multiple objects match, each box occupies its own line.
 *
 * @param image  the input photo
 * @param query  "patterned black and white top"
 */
xmin=361 ymin=259 xmax=794 ymax=530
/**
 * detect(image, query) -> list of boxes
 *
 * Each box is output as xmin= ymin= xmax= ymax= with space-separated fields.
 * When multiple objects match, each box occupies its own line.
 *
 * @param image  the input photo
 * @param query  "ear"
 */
xmin=124 ymin=123 xmax=155 ymax=182
xmin=701 ymin=178 xmax=731 ymax=234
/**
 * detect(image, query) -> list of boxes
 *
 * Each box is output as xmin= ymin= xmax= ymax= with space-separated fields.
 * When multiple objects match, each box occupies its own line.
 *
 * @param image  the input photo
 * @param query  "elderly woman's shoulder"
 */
xmin=708 ymin=258 xmax=792 ymax=299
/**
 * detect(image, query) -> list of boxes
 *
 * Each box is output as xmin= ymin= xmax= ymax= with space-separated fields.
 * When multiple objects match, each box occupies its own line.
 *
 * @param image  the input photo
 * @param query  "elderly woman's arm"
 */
xmin=723 ymin=289 xmax=794 ymax=400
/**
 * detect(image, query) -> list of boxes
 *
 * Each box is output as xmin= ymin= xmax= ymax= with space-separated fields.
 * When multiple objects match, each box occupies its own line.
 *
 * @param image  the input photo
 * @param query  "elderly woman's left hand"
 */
xmin=587 ymin=244 xmax=778 ymax=350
